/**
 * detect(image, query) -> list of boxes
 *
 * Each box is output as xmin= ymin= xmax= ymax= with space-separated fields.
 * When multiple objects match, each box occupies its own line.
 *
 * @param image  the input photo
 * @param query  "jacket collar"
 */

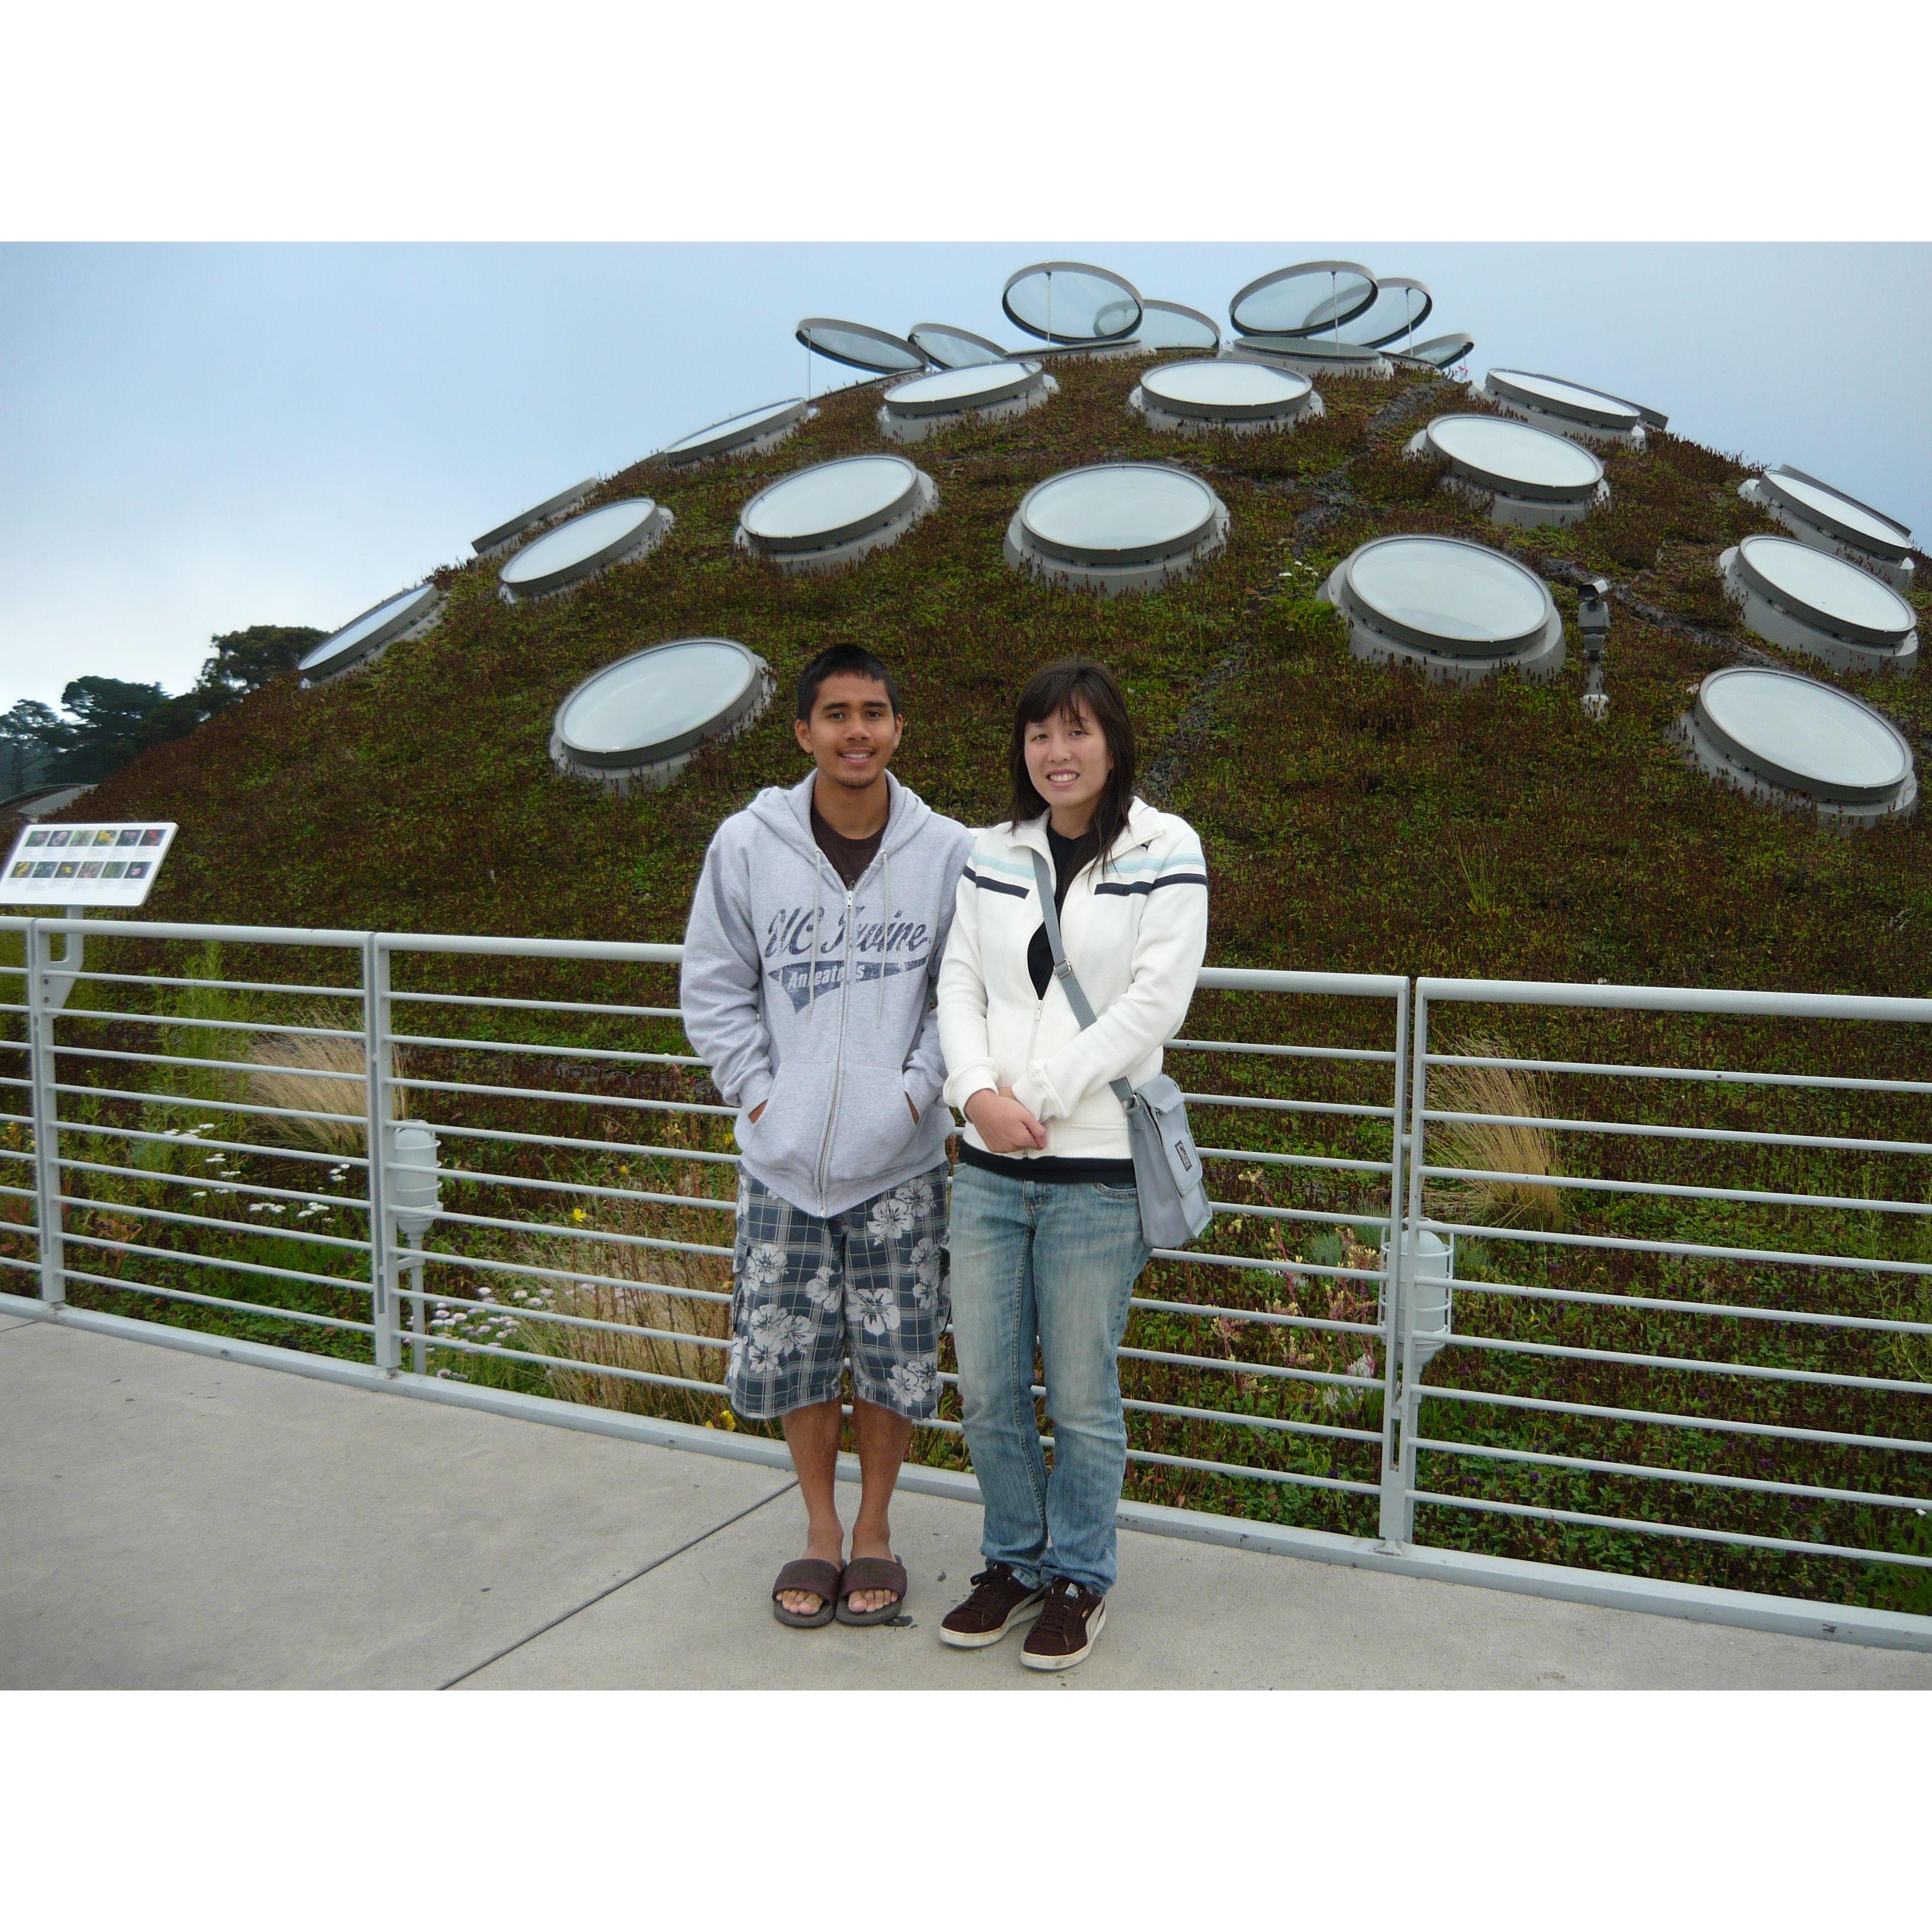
xmin=1005 ymin=796 xmax=1158 ymax=864
xmin=752 ymin=768 xmax=929 ymax=861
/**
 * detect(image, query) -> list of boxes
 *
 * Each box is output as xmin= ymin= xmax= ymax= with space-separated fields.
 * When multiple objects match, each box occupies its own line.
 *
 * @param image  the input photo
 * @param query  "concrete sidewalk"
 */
xmin=4 ymin=1318 xmax=1929 ymax=1691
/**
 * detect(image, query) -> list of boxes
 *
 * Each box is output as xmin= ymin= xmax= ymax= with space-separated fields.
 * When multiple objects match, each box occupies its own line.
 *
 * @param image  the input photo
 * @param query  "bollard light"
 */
xmin=1402 ymin=1226 xmax=1456 ymax=1372
xmin=388 ymin=1120 xmax=442 ymax=1246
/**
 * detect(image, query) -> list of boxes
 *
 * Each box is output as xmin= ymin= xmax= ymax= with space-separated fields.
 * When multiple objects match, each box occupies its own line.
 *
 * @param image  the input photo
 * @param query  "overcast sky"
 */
xmin=1 ymin=241 xmax=1926 ymax=711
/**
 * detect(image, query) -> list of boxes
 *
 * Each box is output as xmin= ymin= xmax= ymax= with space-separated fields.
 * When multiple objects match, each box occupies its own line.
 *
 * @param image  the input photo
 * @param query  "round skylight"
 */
xmin=1743 ymin=465 xmax=1915 ymax=588
xmin=879 ymin=362 xmax=1052 ymax=443
xmin=1480 ymin=369 xmax=1651 ymax=445
xmin=1005 ymin=463 xmax=1229 ymax=595
xmin=1324 ymin=534 xmax=1564 ymax=681
xmin=298 ymin=584 xmax=443 ymax=684
xmin=1132 ymin=359 xmax=1319 ymax=437
xmin=1136 ymin=300 xmax=1221 ymax=352
xmin=1683 ymin=666 xmax=1917 ymax=824
xmin=1317 ymin=276 xmax=1434 ymax=349
xmin=909 ymin=323 xmax=1009 ymax=369
xmin=1408 ymin=333 xmax=1474 ymax=369
xmin=794 ymin=319 xmax=926 ymax=375
xmin=1231 ymin=336 xmax=1392 ymax=378
xmin=662 ymin=397 xmax=810 ymax=468
xmin=1412 ymin=414 xmax=1607 ymax=527
xmin=1229 ymin=260 xmax=1376 ymax=340
xmin=473 ymin=479 xmax=597 ymax=559
xmin=1002 ymin=262 xmax=1142 ymax=344
xmin=1720 ymin=534 xmax=1918 ymax=674
xmin=551 ymin=638 xmax=775 ymax=794
xmin=737 ymin=455 xmax=936 ymax=572
xmin=498 ymin=498 xmax=672 ymax=603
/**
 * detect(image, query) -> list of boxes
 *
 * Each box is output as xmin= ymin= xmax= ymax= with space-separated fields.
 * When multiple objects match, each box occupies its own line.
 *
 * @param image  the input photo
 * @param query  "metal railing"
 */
xmin=2 ymin=913 xmax=1928 ymax=1650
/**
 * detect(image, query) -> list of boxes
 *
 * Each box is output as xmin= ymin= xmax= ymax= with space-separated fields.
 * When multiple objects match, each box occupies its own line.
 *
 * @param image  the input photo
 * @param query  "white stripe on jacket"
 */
xmin=936 ymin=797 xmax=1209 ymax=1162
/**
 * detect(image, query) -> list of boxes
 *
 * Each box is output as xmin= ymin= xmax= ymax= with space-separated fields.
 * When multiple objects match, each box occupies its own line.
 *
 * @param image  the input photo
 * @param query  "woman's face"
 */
xmin=1024 ymin=697 xmax=1113 ymax=828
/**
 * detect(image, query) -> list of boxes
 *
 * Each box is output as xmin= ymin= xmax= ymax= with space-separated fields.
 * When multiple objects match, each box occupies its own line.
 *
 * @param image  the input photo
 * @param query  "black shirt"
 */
xmin=810 ymin=799 xmax=884 ymax=890
xmin=967 ymin=819 xmax=1135 ymax=1189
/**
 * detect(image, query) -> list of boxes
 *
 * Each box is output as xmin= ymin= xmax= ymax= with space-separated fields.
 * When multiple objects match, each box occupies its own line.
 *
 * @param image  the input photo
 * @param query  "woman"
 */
xmin=935 ymin=657 xmax=1208 ymax=1672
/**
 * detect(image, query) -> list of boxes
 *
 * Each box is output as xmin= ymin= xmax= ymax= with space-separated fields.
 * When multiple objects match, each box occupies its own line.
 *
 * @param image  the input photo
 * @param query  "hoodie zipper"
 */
xmin=814 ymin=881 xmax=855 ymax=1202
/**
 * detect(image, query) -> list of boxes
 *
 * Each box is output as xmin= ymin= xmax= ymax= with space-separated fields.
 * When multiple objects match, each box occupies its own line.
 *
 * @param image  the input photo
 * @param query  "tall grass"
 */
xmin=245 ymin=1003 xmax=401 ymax=1153
xmin=1422 ymin=1032 xmax=1567 ymax=1232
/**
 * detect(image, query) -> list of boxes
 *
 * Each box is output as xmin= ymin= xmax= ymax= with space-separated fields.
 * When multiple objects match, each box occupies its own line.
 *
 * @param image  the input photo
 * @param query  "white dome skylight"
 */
xmin=1229 ymin=260 xmax=1376 ymax=340
xmin=795 ymin=319 xmax=926 ymax=375
xmin=1410 ymin=414 xmax=1608 ymax=527
xmin=1319 ymin=276 xmax=1433 ymax=349
xmin=1136 ymin=300 xmax=1222 ymax=352
xmin=1718 ymin=534 xmax=1918 ymax=676
xmin=497 ymin=498 xmax=673 ymax=603
xmin=550 ymin=637 xmax=775 ymax=793
xmin=1323 ymin=534 xmax=1565 ymax=681
xmin=1131 ymin=359 xmax=1320 ymax=437
xmin=1405 ymin=333 xmax=1474 ymax=370
xmin=1231 ymin=336 xmax=1393 ymax=379
xmin=1005 ymin=463 xmax=1229 ymax=595
xmin=1740 ymin=465 xmax=1915 ymax=590
xmin=879 ymin=361 xmax=1054 ymax=442
xmin=1478 ymin=369 xmax=1658 ymax=447
xmin=1002 ymin=262 xmax=1142 ymax=345
xmin=662 ymin=398 xmax=811 ymax=468
xmin=1681 ymin=666 xmax=1917 ymax=825
xmin=298 ymin=584 xmax=444 ymax=684
xmin=472 ymin=479 xmax=597 ymax=559
xmin=736 ymin=455 xmax=936 ymax=573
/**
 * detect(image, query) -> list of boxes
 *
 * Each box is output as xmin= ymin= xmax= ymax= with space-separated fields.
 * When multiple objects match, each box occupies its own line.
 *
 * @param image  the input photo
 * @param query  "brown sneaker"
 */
xmin=938 ymin=1563 xmax=1048 ymax=1649
xmin=1019 ymin=1577 xmax=1107 ymax=1672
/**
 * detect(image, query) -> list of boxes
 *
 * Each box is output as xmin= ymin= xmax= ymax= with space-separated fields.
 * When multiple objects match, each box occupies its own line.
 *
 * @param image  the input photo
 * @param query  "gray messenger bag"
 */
xmin=1030 ymin=849 xmax=1213 ymax=1250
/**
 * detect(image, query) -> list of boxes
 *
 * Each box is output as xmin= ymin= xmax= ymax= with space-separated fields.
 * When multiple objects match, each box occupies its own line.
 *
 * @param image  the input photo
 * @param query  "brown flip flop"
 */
xmin=771 ymin=1557 xmax=842 ymax=1629
xmin=835 ymin=1554 xmax=909 ymax=1626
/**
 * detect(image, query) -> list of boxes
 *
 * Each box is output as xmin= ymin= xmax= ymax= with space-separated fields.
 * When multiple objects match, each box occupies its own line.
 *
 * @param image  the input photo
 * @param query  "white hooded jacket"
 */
xmin=936 ymin=798 xmax=1209 ymax=1161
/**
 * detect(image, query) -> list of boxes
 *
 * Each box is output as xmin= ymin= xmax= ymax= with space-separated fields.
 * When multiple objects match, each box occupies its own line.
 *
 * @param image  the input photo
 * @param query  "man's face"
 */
xmin=794 ymin=672 xmax=903 ymax=790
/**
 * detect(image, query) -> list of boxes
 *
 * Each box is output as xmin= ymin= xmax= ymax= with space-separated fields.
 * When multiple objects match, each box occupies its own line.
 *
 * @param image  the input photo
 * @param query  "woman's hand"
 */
xmin=964 ymin=1085 xmax=1048 ymax=1155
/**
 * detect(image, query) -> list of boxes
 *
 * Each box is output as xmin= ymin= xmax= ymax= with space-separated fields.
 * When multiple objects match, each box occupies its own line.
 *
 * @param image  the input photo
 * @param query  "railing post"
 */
xmin=1380 ymin=982 xmax=1433 ymax=1547
xmin=363 ymin=933 xmax=399 ymax=1374
xmin=1377 ymin=977 xmax=1410 ymax=1544
xmin=25 ymin=919 xmax=65 ymax=1306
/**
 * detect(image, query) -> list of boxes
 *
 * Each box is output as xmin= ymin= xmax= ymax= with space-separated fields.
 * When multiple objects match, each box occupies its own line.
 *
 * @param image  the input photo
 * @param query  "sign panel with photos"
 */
xmin=1 ymin=822 xmax=179 ymax=907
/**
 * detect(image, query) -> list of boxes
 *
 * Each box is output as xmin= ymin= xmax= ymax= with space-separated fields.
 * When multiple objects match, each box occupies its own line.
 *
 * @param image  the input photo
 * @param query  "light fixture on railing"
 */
xmin=1579 ymin=578 xmax=1611 ymax=723
xmin=388 ymin=1121 xmax=442 ymax=1374
xmin=1402 ymin=1225 xmax=1456 ymax=1371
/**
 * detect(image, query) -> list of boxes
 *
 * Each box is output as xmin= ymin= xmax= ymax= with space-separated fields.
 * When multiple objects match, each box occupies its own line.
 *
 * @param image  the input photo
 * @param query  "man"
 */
xmin=681 ymin=645 xmax=972 ymax=1627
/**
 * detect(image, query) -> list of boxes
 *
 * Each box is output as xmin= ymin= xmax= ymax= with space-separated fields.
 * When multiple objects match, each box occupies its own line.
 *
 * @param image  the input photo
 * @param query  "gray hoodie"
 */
xmin=681 ymin=769 xmax=973 ymax=1220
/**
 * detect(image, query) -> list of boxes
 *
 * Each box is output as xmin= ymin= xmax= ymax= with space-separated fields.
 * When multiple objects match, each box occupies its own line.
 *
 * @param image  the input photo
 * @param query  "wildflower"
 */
xmin=202 ymin=1156 xmax=225 ymax=1166
xmin=247 ymin=1203 xmax=269 ymax=1213
xmin=1345 ymin=1353 xmax=1377 ymax=1380
xmin=571 ymin=1208 xmax=586 ymax=1223
xmin=190 ymin=1191 xmax=207 ymax=1199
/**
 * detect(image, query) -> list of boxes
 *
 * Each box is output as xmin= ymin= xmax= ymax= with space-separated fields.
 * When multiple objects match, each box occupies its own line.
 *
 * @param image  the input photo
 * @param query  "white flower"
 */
xmin=747 ymin=1303 xmax=812 ymax=1360
xmin=887 ymin=1356 xmax=936 ymax=1403
xmin=909 ymin=1237 xmax=943 ymax=1290
xmin=743 ymin=1241 xmax=787 ymax=1286
xmin=893 ymin=1174 xmax=935 ymax=1218
xmin=849 ymin=1283 xmax=901 ymax=1336
xmin=803 ymin=1266 xmax=841 ymax=1309
xmin=866 ymin=1194 xmax=915 ymax=1244
xmin=1345 ymin=1353 xmax=1376 ymax=1380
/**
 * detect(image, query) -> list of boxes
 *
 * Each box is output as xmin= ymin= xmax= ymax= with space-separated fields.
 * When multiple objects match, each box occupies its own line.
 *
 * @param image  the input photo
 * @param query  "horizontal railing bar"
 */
xmin=1411 ymin=1436 xmax=1932 ymax=1510
xmin=1168 ymin=1038 xmax=1398 ymax=1065
xmin=1424 ymin=1216 xmax=1932 ymax=1279
xmin=400 ymin=1204 xmax=733 ymax=1260
xmin=1131 ymin=1293 xmax=1382 ymax=1338
xmin=408 ymin=1118 xmax=739 ymax=1167
xmin=62 ymin=1231 xmax=372 ymax=1295
xmin=1197 ymin=1145 xmax=1393 ymax=1176
xmin=411 ymin=1328 xmax=723 ymax=1395
xmin=1419 ymin=977 xmax=1932 ymax=1025
xmin=1448 ymin=1273 xmax=1932 ymax=1338
xmin=380 ymin=933 xmax=685 ymax=964
xmin=1117 ymin=1344 xmax=1384 ymax=1390
xmin=55 ymin=1118 xmax=368 ymax=1171
xmin=51 ymin=1042 xmax=362 ymax=1082
xmin=67 ymin=968 xmax=362 ymax=999
xmin=58 ymin=1190 xmax=373 ymax=1254
xmin=59 ymin=1154 xmax=368 ymax=1215
xmin=60 ymin=1268 xmax=376 ymax=1334
xmin=1419 ymin=1161 xmax=1932 ymax=1218
xmin=1209 ymin=1200 xmax=1397 ymax=1232
xmin=401 ymin=1281 xmax=730 ymax=1354
xmin=1120 ymin=1395 xmax=1380 ymax=1445
xmin=389 ymin=1031 xmax=705 ymax=1070
xmin=51 ymin=1082 xmax=365 ymax=1129
xmin=1421 ymin=1107 xmax=1932 ymax=1160
xmin=0 ymin=1249 xmax=45 ymax=1267
xmin=0 ymin=1181 xmax=37 ymax=1200
xmin=1196 ymin=967 xmax=1406 ymax=997
xmin=394 ymin=1245 xmax=731 ymax=1302
xmin=39 ymin=917 xmax=366 ymax=946
xmin=1151 ymin=1247 xmax=1387 ymax=1283
xmin=1125 ymin=1448 xmax=1377 ymax=1494
xmin=1432 ymin=1331 xmax=1931 ymax=1396
xmin=435 ymin=1163 xmax=733 ymax=1215
xmin=388 ymin=989 xmax=681 ymax=1020
xmin=60 ymin=1008 xmax=362 ymax=1042
xmin=1423 ymin=1049 xmax=1932 ymax=1099
xmin=1413 ymin=1383 xmax=1932 ymax=1456
xmin=1408 ymin=1487 xmax=1932 ymax=1569
xmin=1183 ymin=1091 xmax=1396 ymax=1120
xmin=394 ymin=1077 xmax=735 ymax=1118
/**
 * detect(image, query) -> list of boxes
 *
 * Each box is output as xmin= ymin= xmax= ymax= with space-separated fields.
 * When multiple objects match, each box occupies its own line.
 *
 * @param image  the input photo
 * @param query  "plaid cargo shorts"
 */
xmin=724 ymin=1163 xmax=949 ymax=1423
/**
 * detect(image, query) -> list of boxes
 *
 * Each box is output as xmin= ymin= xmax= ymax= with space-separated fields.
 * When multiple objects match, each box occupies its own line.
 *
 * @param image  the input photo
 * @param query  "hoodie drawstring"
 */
xmin=877 ymin=843 xmax=891 ymax=1023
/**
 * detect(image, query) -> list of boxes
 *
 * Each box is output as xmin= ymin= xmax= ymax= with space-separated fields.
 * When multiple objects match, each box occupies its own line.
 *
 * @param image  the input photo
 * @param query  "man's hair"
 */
xmin=1006 ymin=657 xmax=1136 ymax=871
xmin=796 ymin=645 xmax=901 ymax=723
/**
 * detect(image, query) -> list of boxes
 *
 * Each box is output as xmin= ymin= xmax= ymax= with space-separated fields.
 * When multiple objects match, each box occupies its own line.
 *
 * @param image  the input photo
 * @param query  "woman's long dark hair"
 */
xmin=1006 ymin=657 xmax=1137 ymax=874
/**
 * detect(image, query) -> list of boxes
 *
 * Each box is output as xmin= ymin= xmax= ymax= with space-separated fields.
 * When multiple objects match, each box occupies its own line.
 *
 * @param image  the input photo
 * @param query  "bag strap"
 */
xmin=1030 ymin=848 xmax=1136 ymax=1111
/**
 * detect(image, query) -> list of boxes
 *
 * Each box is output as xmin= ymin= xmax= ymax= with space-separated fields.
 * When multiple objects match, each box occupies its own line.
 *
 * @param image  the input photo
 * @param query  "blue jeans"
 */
xmin=948 ymin=1163 xmax=1151 ymax=1595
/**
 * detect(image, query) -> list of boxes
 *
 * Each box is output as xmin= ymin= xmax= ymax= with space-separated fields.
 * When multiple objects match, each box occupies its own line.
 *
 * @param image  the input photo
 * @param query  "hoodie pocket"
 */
xmin=740 ymin=1058 xmax=835 ymax=1174
xmin=821 ymin=1058 xmax=923 ymax=1198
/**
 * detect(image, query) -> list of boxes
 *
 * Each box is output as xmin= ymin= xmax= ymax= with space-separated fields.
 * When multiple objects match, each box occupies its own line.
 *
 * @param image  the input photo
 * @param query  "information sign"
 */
xmin=1 ymin=822 xmax=179 ymax=907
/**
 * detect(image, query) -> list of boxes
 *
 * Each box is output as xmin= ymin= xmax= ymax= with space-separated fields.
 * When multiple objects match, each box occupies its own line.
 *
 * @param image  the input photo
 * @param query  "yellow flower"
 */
xmin=571 ymin=1208 xmax=585 ymax=1223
